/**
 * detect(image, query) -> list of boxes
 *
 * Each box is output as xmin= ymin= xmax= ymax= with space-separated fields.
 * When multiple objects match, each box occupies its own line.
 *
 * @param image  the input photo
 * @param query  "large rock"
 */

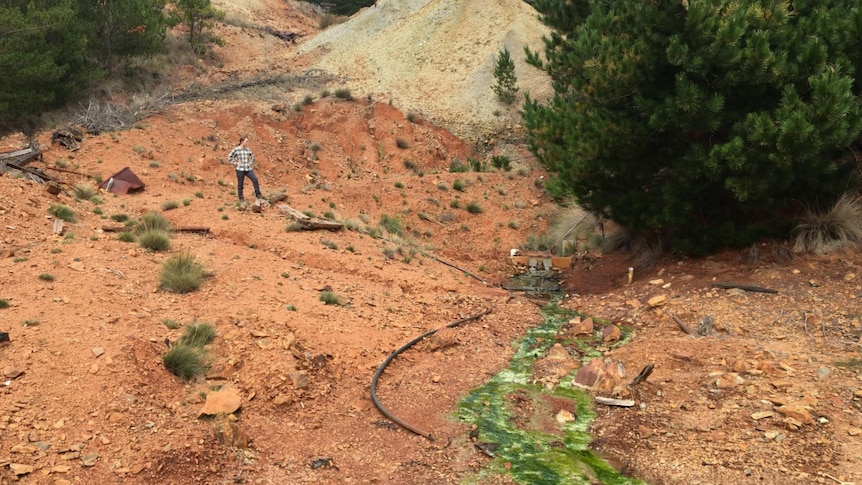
xmin=573 ymin=359 xmax=626 ymax=395
xmin=199 ymin=387 xmax=242 ymax=417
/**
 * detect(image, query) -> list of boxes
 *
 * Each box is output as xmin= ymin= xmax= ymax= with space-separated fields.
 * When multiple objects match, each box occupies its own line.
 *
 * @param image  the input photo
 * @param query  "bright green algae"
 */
xmin=456 ymin=301 xmax=645 ymax=485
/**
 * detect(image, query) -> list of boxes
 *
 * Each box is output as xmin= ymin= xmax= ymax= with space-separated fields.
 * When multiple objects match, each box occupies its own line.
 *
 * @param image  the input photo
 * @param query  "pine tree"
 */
xmin=492 ymin=48 xmax=519 ymax=105
xmin=524 ymin=0 xmax=862 ymax=254
xmin=77 ymin=0 xmax=168 ymax=72
xmin=171 ymin=0 xmax=225 ymax=55
xmin=0 ymin=1 xmax=92 ymax=132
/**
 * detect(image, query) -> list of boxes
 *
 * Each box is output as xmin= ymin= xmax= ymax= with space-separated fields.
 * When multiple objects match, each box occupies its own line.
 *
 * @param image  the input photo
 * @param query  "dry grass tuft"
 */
xmin=793 ymin=193 xmax=862 ymax=254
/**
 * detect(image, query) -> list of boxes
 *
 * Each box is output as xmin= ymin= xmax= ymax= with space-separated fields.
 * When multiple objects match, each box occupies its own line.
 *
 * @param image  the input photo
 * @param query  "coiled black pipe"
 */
xmin=370 ymin=307 xmax=493 ymax=441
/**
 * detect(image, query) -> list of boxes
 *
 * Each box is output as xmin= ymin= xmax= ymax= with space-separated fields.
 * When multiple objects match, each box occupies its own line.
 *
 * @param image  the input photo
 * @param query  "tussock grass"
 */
xmin=74 ymin=182 xmax=99 ymax=201
xmin=545 ymin=205 xmax=598 ymax=255
xmin=380 ymin=214 xmax=402 ymax=236
xmin=163 ymin=345 xmax=208 ymax=381
xmin=178 ymin=322 xmax=216 ymax=347
xmin=319 ymin=291 xmax=342 ymax=305
xmin=793 ymin=194 xmax=862 ymax=254
xmin=49 ymin=204 xmax=76 ymax=223
xmin=159 ymin=253 xmax=206 ymax=293
xmin=137 ymin=229 xmax=171 ymax=252
xmin=136 ymin=212 xmax=172 ymax=234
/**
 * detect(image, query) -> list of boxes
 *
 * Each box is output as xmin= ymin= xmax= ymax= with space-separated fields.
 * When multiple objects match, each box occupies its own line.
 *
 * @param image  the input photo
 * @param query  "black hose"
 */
xmin=370 ymin=307 xmax=493 ymax=441
xmin=426 ymin=255 xmax=487 ymax=285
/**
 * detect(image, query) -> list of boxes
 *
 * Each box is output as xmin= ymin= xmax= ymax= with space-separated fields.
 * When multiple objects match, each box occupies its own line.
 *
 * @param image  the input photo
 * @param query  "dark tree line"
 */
xmin=0 ymin=0 xmax=223 ymax=132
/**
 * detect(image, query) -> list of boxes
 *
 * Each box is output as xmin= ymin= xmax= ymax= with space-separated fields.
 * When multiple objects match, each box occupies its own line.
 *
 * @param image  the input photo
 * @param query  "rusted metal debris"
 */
xmin=51 ymin=127 xmax=84 ymax=151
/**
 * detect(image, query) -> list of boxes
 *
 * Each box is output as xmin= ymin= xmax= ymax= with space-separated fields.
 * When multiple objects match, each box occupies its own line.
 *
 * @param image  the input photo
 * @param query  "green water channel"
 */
xmin=456 ymin=301 xmax=646 ymax=485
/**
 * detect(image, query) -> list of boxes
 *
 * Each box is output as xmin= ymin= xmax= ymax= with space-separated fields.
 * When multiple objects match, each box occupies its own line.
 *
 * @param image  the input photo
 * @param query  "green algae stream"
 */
xmin=456 ymin=301 xmax=645 ymax=484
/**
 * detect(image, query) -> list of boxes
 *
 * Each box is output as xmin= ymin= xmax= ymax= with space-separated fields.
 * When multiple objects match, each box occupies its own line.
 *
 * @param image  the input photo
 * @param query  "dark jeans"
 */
xmin=236 ymin=170 xmax=261 ymax=201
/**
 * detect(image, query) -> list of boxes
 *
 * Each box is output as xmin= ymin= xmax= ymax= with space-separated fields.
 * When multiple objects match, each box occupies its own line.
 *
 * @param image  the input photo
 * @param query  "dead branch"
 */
xmin=672 ymin=314 xmax=694 ymax=335
xmin=711 ymin=282 xmax=778 ymax=294
xmin=595 ymin=396 xmax=635 ymax=407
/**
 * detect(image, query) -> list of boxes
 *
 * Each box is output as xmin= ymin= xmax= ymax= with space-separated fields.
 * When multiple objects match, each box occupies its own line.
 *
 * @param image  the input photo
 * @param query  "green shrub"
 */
xmin=491 ymin=155 xmax=512 ymax=171
xmin=178 ymin=322 xmax=216 ymax=347
xmin=118 ymin=231 xmax=136 ymax=242
xmin=163 ymin=319 xmax=181 ymax=329
xmin=159 ymin=253 xmax=206 ymax=293
xmin=319 ymin=291 xmax=342 ymax=305
xmin=0 ymin=299 xmax=9 ymax=309
xmin=524 ymin=0 xmax=862 ymax=254
xmin=137 ymin=229 xmax=171 ymax=252
xmin=38 ymin=274 xmax=54 ymax=282
xmin=395 ymin=138 xmax=409 ymax=149
xmin=111 ymin=214 xmax=129 ymax=222
xmin=466 ymin=201 xmax=483 ymax=214
xmin=380 ymin=214 xmax=402 ymax=236
xmin=136 ymin=212 xmax=172 ymax=234
xmin=162 ymin=200 xmax=179 ymax=211
xmin=449 ymin=159 xmax=469 ymax=173
xmin=163 ymin=345 xmax=208 ymax=381
xmin=394 ymin=181 xmax=404 ymax=189
xmin=453 ymin=179 xmax=466 ymax=192
xmin=334 ymin=88 xmax=353 ymax=101
xmin=49 ymin=204 xmax=76 ymax=223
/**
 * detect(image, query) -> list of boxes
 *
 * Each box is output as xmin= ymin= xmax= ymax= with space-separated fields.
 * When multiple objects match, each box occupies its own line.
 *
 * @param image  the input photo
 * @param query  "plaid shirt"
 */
xmin=228 ymin=146 xmax=256 ymax=171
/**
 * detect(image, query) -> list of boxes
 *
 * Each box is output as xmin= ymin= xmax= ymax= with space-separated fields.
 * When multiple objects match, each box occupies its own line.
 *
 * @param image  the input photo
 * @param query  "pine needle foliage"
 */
xmin=524 ymin=0 xmax=862 ymax=254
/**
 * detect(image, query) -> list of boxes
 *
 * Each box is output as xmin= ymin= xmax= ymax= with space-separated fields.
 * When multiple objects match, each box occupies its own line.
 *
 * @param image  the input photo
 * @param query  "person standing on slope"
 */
xmin=227 ymin=135 xmax=263 ymax=208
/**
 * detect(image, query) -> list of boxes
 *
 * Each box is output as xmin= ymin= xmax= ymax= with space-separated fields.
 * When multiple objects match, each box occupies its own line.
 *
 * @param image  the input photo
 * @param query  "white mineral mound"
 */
xmin=296 ymin=0 xmax=553 ymax=140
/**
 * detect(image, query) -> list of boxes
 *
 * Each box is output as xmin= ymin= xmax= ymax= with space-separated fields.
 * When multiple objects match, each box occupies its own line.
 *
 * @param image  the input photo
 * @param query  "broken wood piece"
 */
xmin=672 ymin=314 xmax=693 ymax=335
xmin=52 ymin=218 xmax=64 ymax=235
xmin=0 ymin=147 xmax=42 ymax=166
xmin=595 ymin=396 xmax=635 ymax=407
xmin=276 ymin=204 xmax=343 ymax=231
xmin=629 ymin=363 xmax=654 ymax=386
xmin=711 ymin=282 xmax=778 ymax=294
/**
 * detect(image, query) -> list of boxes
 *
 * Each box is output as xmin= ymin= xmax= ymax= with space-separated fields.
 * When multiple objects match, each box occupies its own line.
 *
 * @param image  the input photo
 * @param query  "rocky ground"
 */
xmin=1 ymin=0 xmax=861 ymax=484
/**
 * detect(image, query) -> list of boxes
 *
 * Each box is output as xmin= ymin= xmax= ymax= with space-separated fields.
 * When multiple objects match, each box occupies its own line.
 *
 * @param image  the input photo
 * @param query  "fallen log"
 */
xmin=0 ymin=147 xmax=42 ymax=167
xmin=277 ymin=204 xmax=344 ymax=231
xmin=711 ymin=282 xmax=778 ymax=294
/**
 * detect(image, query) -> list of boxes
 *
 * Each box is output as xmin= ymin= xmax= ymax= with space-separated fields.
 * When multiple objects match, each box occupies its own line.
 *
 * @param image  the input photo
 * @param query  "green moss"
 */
xmin=457 ymin=301 xmax=644 ymax=484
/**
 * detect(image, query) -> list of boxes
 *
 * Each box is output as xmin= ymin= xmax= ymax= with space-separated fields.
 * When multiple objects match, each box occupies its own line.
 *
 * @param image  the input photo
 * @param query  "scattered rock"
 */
xmin=81 ymin=452 xmax=99 ymax=467
xmin=199 ymin=387 xmax=243 ymax=417
xmin=272 ymin=394 xmax=292 ymax=406
xmin=213 ymin=414 xmax=250 ymax=448
xmin=602 ymin=325 xmax=621 ymax=342
xmin=555 ymin=409 xmax=575 ymax=424
xmin=848 ymin=427 xmax=862 ymax=436
xmin=289 ymin=371 xmax=308 ymax=389
xmin=751 ymin=411 xmax=776 ymax=420
xmin=573 ymin=359 xmax=625 ymax=395
xmin=91 ymin=347 xmax=105 ymax=358
xmin=775 ymin=405 xmax=813 ymax=425
xmin=428 ymin=327 xmax=457 ymax=351
xmin=9 ymin=463 xmax=34 ymax=476
xmin=4 ymin=365 xmax=24 ymax=379
xmin=647 ymin=295 xmax=667 ymax=307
